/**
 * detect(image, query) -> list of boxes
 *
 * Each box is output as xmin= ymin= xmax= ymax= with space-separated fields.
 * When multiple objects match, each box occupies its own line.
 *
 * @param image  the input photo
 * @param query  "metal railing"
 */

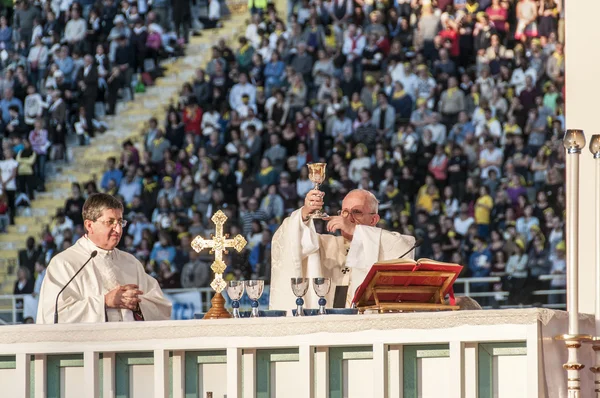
xmin=0 ymin=275 xmax=568 ymax=324
xmin=454 ymin=274 xmax=566 ymax=309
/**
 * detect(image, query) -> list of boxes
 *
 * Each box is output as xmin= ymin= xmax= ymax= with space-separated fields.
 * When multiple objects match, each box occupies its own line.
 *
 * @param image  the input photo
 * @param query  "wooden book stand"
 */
xmin=352 ymin=259 xmax=464 ymax=313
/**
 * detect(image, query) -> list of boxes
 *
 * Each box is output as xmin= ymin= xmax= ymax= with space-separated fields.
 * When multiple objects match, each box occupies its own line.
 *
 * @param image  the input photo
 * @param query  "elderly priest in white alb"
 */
xmin=270 ymin=189 xmax=415 ymax=311
xmin=37 ymin=193 xmax=171 ymax=323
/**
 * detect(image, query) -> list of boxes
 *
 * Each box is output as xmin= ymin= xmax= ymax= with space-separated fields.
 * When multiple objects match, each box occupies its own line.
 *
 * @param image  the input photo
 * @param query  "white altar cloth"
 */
xmin=0 ymin=308 xmax=594 ymax=398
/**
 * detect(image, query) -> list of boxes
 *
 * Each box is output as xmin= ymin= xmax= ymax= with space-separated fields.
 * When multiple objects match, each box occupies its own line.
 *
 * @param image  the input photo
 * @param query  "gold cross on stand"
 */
xmin=191 ymin=210 xmax=247 ymax=319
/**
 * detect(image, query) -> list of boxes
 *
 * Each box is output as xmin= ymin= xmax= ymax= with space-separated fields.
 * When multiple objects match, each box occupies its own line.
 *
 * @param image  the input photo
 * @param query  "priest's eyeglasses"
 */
xmin=337 ymin=209 xmax=377 ymax=219
xmin=96 ymin=219 xmax=128 ymax=228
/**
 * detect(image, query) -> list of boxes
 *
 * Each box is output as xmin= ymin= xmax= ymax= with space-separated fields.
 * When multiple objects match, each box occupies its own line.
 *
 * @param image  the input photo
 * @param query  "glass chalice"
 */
xmin=245 ymin=280 xmax=265 ymax=318
xmin=226 ymin=280 xmax=245 ymax=318
xmin=307 ymin=163 xmax=329 ymax=219
xmin=291 ymin=277 xmax=310 ymax=316
xmin=313 ymin=277 xmax=332 ymax=315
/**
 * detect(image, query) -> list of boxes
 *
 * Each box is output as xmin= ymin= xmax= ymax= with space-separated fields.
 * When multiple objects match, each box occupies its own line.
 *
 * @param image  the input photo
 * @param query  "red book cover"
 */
xmin=351 ymin=259 xmax=463 ymax=306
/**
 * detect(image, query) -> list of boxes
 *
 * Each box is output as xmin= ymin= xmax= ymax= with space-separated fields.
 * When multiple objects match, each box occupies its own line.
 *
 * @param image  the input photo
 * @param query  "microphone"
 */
xmin=54 ymin=250 xmax=98 ymax=324
xmin=398 ymin=238 xmax=423 ymax=259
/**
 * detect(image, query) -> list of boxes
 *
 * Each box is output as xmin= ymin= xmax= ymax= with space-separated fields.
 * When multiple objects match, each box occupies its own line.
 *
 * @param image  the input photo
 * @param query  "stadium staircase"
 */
xmin=0 ymin=10 xmax=250 ymax=295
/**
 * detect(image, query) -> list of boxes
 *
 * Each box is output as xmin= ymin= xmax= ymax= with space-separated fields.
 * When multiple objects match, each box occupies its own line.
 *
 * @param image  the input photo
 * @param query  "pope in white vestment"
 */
xmin=37 ymin=193 xmax=171 ymax=323
xmin=270 ymin=189 xmax=415 ymax=311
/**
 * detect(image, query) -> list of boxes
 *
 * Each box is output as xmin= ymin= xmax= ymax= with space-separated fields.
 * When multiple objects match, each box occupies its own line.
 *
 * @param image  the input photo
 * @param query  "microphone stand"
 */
xmin=54 ymin=251 xmax=98 ymax=324
xmin=398 ymin=239 xmax=423 ymax=259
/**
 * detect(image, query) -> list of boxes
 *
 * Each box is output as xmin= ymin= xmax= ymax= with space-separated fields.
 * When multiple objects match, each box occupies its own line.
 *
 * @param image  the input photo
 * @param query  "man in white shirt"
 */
xmin=475 ymin=108 xmax=502 ymax=142
xmin=240 ymin=108 xmax=263 ymax=137
xmin=229 ymin=73 xmax=256 ymax=111
xmin=509 ymin=62 xmax=537 ymax=96
xmin=0 ymin=148 xmax=18 ymax=224
xmin=415 ymin=64 xmax=436 ymax=108
xmin=51 ymin=209 xmax=75 ymax=248
xmin=341 ymin=24 xmax=365 ymax=64
xmin=427 ymin=113 xmax=447 ymax=145
xmin=245 ymin=14 xmax=262 ymax=47
xmin=33 ymin=260 xmax=46 ymax=295
xmin=64 ymin=8 xmax=87 ymax=45
xmin=117 ymin=168 xmax=142 ymax=205
xmin=330 ymin=107 xmax=353 ymax=142
xmin=37 ymin=193 xmax=171 ymax=323
xmin=400 ymin=63 xmax=419 ymax=101
xmin=479 ymin=139 xmax=503 ymax=179
xmin=199 ymin=0 xmax=222 ymax=29
xmin=453 ymin=204 xmax=475 ymax=236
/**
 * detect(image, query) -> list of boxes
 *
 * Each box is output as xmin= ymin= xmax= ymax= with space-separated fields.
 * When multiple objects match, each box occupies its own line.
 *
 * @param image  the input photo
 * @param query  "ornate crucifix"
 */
xmin=191 ymin=210 xmax=247 ymax=319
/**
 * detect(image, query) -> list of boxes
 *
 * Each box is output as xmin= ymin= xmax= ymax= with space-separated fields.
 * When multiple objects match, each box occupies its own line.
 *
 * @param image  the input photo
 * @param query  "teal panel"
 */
xmin=46 ymin=354 xmax=84 ymax=398
xmin=0 ymin=355 xmax=16 ymax=369
xmin=115 ymin=352 xmax=154 ymax=398
xmin=329 ymin=346 xmax=373 ymax=398
xmin=99 ymin=353 xmax=104 ymax=398
xmin=256 ymin=348 xmax=300 ymax=398
xmin=169 ymin=352 xmax=173 ymax=398
xmin=403 ymin=345 xmax=449 ymax=398
xmin=185 ymin=350 xmax=227 ymax=398
xmin=241 ymin=350 xmax=245 ymax=398
xmin=478 ymin=342 xmax=527 ymax=398
xmin=30 ymin=355 xmax=34 ymax=398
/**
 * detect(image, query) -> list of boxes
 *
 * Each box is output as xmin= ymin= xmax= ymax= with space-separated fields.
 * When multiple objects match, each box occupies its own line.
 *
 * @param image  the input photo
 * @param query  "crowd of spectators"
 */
xmin=21 ymin=0 xmax=568 ymax=308
xmin=5 ymin=0 xmax=221 ymax=305
xmin=0 ymin=0 xmax=196 ymax=235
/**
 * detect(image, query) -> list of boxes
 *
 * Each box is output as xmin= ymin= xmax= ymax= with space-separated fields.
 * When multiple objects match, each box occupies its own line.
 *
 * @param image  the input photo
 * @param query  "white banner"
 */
xmin=23 ymin=295 xmax=38 ymax=322
xmin=164 ymin=291 xmax=204 ymax=320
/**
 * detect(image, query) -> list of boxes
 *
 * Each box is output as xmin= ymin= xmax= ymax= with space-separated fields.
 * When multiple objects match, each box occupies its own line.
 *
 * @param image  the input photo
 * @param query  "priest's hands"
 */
xmin=324 ymin=214 xmax=356 ymax=239
xmin=301 ymin=189 xmax=325 ymax=220
xmin=105 ymin=284 xmax=144 ymax=311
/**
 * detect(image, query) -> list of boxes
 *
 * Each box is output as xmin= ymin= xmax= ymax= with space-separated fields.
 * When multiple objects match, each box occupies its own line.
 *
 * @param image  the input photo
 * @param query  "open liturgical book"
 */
xmin=351 ymin=258 xmax=464 ymax=313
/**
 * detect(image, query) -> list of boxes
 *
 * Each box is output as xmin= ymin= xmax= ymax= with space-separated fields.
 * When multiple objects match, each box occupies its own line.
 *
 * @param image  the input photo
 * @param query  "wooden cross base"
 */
xmin=204 ymin=292 xmax=233 ymax=319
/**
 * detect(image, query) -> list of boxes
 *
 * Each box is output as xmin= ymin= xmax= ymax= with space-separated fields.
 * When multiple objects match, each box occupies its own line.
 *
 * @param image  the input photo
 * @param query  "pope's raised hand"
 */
xmin=325 ymin=214 xmax=356 ymax=238
xmin=301 ymin=189 xmax=325 ymax=220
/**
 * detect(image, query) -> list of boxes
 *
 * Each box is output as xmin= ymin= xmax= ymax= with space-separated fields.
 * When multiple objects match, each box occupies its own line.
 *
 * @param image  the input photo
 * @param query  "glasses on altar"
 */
xmin=245 ymin=280 xmax=264 ymax=318
xmin=291 ymin=277 xmax=310 ymax=316
xmin=313 ymin=277 xmax=331 ymax=315
xmin=96 ymin=219 xmax=128 ymax=228
xmin=337 ymin=209 xmax=377 ymax=219
xmin=226 ymin=281 xmax=245 ymax=318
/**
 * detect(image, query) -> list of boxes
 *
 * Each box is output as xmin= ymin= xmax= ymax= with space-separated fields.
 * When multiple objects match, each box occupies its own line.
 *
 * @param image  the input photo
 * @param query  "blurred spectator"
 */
xmin=18 ymin=236 xmax=40 ymax=276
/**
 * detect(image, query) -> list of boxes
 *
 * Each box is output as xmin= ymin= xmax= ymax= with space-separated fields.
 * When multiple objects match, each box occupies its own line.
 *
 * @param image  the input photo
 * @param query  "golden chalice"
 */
xmin=307 ymin=162 xmax=329 ymax=219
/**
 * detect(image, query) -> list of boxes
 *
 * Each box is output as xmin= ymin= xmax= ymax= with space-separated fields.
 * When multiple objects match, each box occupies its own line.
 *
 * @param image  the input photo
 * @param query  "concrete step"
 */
xmin=0 ymin=258 xmax=18 ymax=268
xmin=0 ymin=233 xmax=27 ymax=242
xmin=46 ymin=181 xmax=73 ymax=191
xmin=0 ymin=241 xmax=22 ymax=250
xmin=0 ymin=250 xmax=19 ymax=259
xmin=7 ymin=223 xmax=43 ymax=235
xmin=30 ymin=201 xmax=64 ymax=211
xmin=15 ymin=215 xmax=49 ymax=226
xmin=35 ymin=190 xmax=72 ymax=201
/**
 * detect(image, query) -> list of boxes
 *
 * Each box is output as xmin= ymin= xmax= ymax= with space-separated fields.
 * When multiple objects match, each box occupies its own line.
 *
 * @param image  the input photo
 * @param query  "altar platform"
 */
xmin=0 ymin=308 xmax=592 ymax=398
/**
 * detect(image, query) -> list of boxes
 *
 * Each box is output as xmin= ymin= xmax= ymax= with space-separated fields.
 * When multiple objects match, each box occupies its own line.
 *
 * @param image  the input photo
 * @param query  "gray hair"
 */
xmin=347 ymin=189 xmax=379 ymax=213
xmin=82 ymin=193 xmax=124 ymax=223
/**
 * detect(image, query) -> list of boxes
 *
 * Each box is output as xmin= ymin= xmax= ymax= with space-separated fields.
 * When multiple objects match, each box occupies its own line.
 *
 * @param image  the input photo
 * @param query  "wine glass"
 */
xmin=307 ymin=163 xmax=329 ymax=219
xmin=226 ymin=281 xmax=245 ymax=318
xmin=245 ymin=280 xmax=265 ymax=318
xmin=291 ymin=277 xmax=310 ymax=316
xmin=313 ymin=277 xmax=332 ymax=315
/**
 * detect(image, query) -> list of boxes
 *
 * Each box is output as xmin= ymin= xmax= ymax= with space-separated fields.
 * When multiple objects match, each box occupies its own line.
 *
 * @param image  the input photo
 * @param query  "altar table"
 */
xmin=0 ymin=308 xmax=593 ymax=398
